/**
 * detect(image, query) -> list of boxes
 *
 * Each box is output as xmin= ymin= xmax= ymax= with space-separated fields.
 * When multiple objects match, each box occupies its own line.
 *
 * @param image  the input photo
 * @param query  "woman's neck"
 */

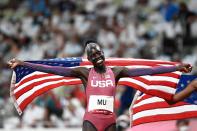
xmin=94 ymin=64 xmax=106 ymax=74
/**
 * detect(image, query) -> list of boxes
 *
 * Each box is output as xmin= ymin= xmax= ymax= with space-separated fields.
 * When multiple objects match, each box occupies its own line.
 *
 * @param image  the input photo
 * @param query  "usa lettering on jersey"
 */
xmin=91 ymin=80 xmax=114 ymax=87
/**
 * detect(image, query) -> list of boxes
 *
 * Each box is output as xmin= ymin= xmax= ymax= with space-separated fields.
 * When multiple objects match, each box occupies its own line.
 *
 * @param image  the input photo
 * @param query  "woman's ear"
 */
xmin=101 ymin=50 xmax=105 ymax=57
xmin=87 ymin=55 xmax=91 ymax=62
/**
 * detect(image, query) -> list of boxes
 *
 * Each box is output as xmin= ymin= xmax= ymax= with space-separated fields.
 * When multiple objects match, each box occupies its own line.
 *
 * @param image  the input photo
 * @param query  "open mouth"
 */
xmin=97 ymin=59 xmax=103 ymax=64
xmin=96 ymin=58 xmax=103 ymax=64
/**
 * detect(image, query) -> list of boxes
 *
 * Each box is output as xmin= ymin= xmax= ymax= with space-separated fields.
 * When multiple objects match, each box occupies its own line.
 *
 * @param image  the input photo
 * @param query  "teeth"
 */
xmin=97 ymin=59 xmax=102 ymax=63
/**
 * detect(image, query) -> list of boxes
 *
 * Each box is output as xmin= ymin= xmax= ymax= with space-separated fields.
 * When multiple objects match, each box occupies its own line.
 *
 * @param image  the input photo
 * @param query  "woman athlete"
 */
xmin=8 ymin=41 xmax=194 ymax=131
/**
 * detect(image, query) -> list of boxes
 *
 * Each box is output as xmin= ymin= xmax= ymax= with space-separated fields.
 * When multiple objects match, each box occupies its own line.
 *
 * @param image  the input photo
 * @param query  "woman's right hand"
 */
xmin=7 ymin=58 xmax=24 ymax=69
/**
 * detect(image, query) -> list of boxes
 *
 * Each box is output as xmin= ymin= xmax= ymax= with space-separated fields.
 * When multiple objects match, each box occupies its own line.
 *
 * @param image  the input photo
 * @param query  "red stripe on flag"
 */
xmin=118 ymin=81 xmax=173 ymax=100
xmin=134 ymin=95 xmax=153 ymax=104
xmin=132 ymin=111 xmax=197 ymax=126
xmin=133 ymin=101 xmax=188 ymax=113
xmin=15 ymin=73 xmax=81 ymax=99
xmin=132 ymin=77 xmax=178 ymax=88
xmin=18 ymin=80 xmax=81 ymax=111
xmin=15 ymin=77 xmax=68 ymax=99
xmin=15 ymin=73 xmax=55 ymax=88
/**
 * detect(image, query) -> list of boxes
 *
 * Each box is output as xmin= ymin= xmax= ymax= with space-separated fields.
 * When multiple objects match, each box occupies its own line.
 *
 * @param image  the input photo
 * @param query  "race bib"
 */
xmin=88 ymin=95 xmax=114 ymax=112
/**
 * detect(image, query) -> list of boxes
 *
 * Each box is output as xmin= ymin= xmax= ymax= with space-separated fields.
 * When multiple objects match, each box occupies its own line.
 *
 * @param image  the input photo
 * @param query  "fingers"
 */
xmin=10 ymin=58 xmax=16 ymax=63
xmin=186 ymin=64 xmax=192 ymax=69
xmin=7 ymin=58 xmax=17 ymax=69
xmin=183 ymin=68 xmax=188 ymax=73
xmin=8 ymin=63 xmax=14 ymax=69
xmin=7 ymin=58 xmax=15 ymax=64
xmin=188 ymin=66 xmax=192 ymax=72
xmin=7 ymin=61 xmax=12 ymax=65
xmin=184 ymin=67 xmax=192 ymax=73
xmin=186 ymin=64 xmax=192 ymax=72
xmin=7 ymin=60 xmax=13 ymax=67
xmin=180 ymin=63 xmax=192 ymax=73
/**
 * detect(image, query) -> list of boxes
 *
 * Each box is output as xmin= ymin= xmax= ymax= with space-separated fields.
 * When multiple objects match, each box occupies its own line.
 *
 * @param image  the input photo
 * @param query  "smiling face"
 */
xmin=86 ymin=43 xmax=105 ymax=67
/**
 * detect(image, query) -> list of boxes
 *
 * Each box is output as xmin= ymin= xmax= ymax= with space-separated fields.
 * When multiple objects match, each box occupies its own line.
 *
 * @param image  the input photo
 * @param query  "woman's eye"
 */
xmin=91 ymin=54 xmax=96 ymax=57
xmin=91 ymin=52 xmax=102 ymax=58
xmin=97 ymin=52 xmax=101 ymax=55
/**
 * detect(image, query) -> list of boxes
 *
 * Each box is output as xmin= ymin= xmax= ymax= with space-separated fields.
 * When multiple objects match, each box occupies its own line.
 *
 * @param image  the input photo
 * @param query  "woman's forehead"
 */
xmin=90 ymin=48 xmax=101 ymax=54
xmin=87 ymin=43 xmax=100 ymax=49
xmin=86 ymin=43 xmax=102 ymax=53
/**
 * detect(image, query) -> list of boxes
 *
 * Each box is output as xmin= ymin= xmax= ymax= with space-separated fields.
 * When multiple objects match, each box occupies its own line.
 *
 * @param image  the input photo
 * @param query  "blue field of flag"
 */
xmin=176 ymin=75 xmax=197 ymax=104
xmin=14 ymin=57 xmax=82 ymax=83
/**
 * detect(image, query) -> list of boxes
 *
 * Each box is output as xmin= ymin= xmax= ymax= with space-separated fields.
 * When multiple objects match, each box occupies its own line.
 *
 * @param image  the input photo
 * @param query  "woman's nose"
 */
xmin=95 ymin=54 xmax=100 ymax=58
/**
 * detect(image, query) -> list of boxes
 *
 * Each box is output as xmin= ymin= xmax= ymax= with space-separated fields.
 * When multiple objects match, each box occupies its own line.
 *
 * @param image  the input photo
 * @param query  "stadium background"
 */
xmin=0 ymin=0 xmax=197 ymax=130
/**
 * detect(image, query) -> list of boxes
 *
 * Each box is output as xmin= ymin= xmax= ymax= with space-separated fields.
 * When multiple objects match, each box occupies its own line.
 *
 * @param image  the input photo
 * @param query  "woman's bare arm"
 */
xmin=167 ymin=79 xmax=197 ymax=104
xmin=118 ymin=64 xmax=192 ymax=78
xmin=7 ymin=58 xmax=80 ymax=77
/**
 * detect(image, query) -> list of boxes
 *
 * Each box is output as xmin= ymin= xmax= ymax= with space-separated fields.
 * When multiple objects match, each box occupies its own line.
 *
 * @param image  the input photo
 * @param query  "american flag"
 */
xmin=131 ymin=75 xmax=197 ymax=126
xmin=10 ymin=57 xmax=196 ymax=122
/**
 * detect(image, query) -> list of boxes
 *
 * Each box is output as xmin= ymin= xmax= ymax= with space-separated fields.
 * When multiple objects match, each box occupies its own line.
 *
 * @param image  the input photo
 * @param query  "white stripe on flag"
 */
xmin=133 ymin=97 xmax=165 ymax=108
xmin=14 ymin=74 xmax=64 ymax=93
xmin=136 ymin=94 xmax=146 ymax=101
xmin=119 ymin=78 xmax=176 ymax=94
xmin=16 ymin=78 xmax=79 ymax=105
xmin=15 ymin=72 xmax=47 ymax=86
xmin=140 ymin=76 xmax=179 ymax=83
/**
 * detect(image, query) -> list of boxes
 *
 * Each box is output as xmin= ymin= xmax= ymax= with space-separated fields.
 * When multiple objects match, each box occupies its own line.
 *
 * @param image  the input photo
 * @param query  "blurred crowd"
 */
xmin=0 ymin=0 xmax=197 ymax=130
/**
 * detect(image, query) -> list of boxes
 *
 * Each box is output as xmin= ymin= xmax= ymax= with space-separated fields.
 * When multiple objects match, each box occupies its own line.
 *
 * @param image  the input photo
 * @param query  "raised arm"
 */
xmin=7 ymin=58 xmax=78 ymax=77
xmin=117 ymin=64 xmax=192 ymax=78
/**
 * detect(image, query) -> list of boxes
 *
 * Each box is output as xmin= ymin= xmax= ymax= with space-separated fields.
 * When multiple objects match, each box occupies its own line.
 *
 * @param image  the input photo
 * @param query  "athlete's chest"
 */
xmin=88 ymin=68 xmax=115 ymax=88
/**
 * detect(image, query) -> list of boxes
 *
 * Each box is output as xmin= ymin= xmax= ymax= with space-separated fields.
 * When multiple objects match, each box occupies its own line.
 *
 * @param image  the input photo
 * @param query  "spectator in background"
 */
xmin=63 ymin=91 xmax=85 ymax=127
xmin=159 ymin=0 xmax=179 ymax=22
xmin=176 ymin=119 xmax=190 ymax=131
xmin=42 ymin=91 xmax=63 ymax=127
xmin=116 ymin=111 xmax=130 ymax=131
xmin=0 ymin=98 xmax=4 ymax=128
xmin=118 ymin=87 xmax=136 ymax=115
xmin=176 ymin=2 xmax=197 ymax=47
xmin=28 ymin=0 xmax=51 ymax=17
xmin=22 ymin=102 xmax=45 ymax=128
